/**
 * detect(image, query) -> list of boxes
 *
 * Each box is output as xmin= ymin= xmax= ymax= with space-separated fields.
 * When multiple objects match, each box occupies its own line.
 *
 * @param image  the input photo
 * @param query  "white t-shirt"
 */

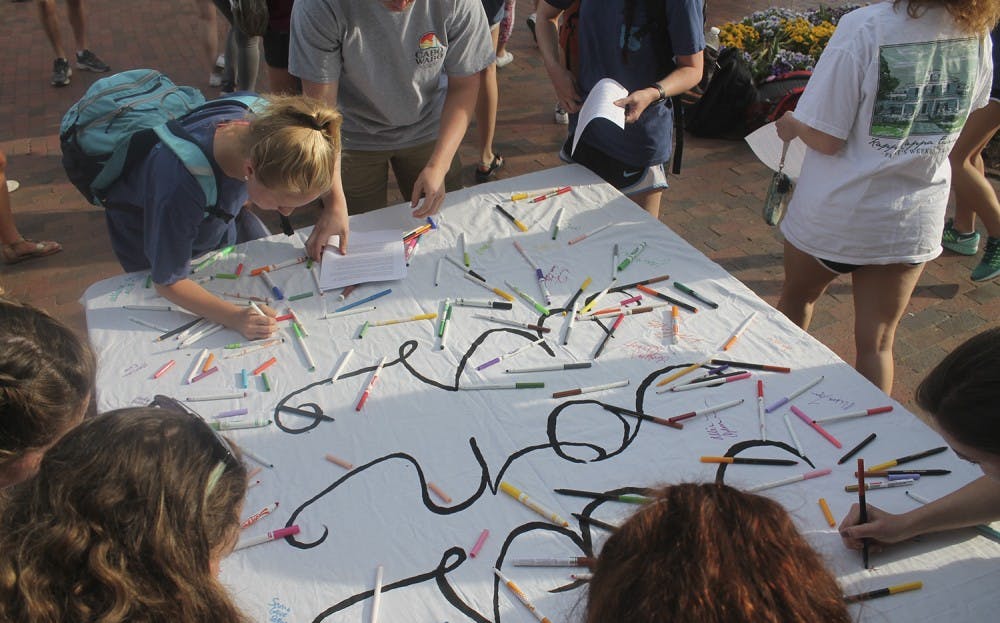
xmin=780 ymin=2 xmax=993 ymax=265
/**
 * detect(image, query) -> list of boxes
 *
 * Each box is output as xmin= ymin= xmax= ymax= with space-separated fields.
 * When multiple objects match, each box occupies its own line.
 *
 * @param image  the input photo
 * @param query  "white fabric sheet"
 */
xmin=83 ymin=165 xmax=998 ymax=623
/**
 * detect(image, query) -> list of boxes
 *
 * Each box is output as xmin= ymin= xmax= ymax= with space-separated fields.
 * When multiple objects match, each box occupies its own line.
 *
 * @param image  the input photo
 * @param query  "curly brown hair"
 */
xmin=585 ymin=483 xmax=851 ymax=623
xmin=0 ymin=297 xmax=95 ymax=477
xmin=895 ymin=0 xmax=1000 ymax=34
xmin=0 ymin=407 xmax=250 ymax=623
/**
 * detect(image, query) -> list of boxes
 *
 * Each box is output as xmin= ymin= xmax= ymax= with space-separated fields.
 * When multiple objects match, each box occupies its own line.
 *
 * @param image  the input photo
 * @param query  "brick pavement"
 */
xmin=0 ymin=0 xmax=996 ymax=410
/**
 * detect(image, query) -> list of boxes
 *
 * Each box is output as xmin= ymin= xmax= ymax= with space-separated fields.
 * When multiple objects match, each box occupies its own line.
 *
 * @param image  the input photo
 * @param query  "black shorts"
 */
xmin=263 ymin=30 xmax=290 ymax=69
xmin=816 ymin=257 xmax=922 ymax=275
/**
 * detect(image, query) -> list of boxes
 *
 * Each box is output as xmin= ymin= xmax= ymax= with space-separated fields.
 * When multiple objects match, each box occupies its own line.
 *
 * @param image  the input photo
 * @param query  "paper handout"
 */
xmin=572 ymin=78 xmax=629 ymax=156
xmin=319 ymin=229 xmax=406 ymax=291
xmin=744 ymin=122 xmax=807 ymax=181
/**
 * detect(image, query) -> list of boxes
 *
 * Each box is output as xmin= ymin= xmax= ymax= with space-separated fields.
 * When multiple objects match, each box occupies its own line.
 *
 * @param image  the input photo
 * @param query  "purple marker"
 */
xmin=216 ymin=408 xmax=249 ymax=419
xmin=888 ymin=473 xmax=920 ymax=482
xmin=765 ymin=375 xmax=824 ymax=413
xmin=476 ymin=357 xmax=502 ymax=371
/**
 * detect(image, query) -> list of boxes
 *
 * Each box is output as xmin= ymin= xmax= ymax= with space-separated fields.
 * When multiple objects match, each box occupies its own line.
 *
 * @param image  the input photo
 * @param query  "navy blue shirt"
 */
xmin=104 ymin=103 xmax=251 ymax=285
xmin=546 ymin=0 xmax=704 ymax=167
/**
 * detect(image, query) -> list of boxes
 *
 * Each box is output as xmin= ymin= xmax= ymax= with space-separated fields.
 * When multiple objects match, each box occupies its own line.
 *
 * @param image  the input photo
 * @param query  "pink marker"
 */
xmin=153 ymin=359 xmax=176 ymax=379
xmin=235 ymin=525 xmax=300 ymax=550
xmin=356 ymin=356 xmax=387 ymax=411
xmin=619 ymin=294 xmax=642 ymax=306
xmin=790 ymin=405 xmax=842 ymax=448
xmin=747 ymin=468 xmax=832 ymax=492
xmin=470 ymin=529 xmax=490 ymax=557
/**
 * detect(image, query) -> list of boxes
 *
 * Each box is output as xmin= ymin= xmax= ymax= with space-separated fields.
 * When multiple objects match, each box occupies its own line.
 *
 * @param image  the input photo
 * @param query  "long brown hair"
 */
xmin=585 ymin=483 xmax=851 ymax=623
xmin=0 ymin=408 xmax=250 ymax=623
xmin=916 ymin=326 xmax=1000 ymax=455
xmin=894 ymin=0 xmax=1000 ymax=34
xmin=0 ymin=297 xmax=95 ymax=473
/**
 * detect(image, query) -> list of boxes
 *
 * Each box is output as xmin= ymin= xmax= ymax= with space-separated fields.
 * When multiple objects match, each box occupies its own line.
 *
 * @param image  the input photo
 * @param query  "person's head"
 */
xmin=916 ymin=326 xmax=1000 ymax=479
xmin=585 ymin=483 xmax=851 ymax=623
xmin=243 ymin=94 xmax=342 ymax=215
xmin=894 ymin=0 xmax=1000 ymax=34
xmin=0 ymin=297 xmax=95 ymax=487
xmin=0 ymin=406 xmax=250 ymax=623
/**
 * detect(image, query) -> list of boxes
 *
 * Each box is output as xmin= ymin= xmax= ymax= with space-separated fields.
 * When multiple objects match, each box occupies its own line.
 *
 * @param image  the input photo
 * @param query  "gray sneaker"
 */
xmin=75 ymin=49 xmax=110 ymax=72
xmin=941 ymin=218 xmax=980 ymax=255
xmin=51 ymin=58 xmax=71 ymax=86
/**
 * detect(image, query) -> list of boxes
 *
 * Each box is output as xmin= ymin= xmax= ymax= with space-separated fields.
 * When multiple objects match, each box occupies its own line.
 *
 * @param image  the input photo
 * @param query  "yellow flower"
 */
xmin=720 ymin=22 xmax=759 ymax=51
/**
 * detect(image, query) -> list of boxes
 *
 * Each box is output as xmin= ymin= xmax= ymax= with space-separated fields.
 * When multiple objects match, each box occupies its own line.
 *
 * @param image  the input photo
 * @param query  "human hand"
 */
xmin=235 ymin=303 xmax=278 ymax=340
xmin=774 ymin=111 xmax=799 ymax=142
xmin=307 ymin=200 xmax=349 ymax=259
xmin=410 ymin=164 xmax=448 ymax=217
xmin=552 ymin=68 xmax=583 ymax=114
xmin=614 ymin=87 xmax=659 ymax=124
xmin=839 ymin=503 xmax=915 ymax=552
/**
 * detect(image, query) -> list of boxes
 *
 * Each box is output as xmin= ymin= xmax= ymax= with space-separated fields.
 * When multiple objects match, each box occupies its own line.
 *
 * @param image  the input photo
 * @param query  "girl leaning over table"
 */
xmin=840 ymin=327 xmax=1000 ymax=555
xmin=0 ymin=407 xmax=251 ymax=623
xmin=101 ymin=95 xmax=345 ymax=340
xmin=774 ymin=0 xmax=998 ymax=394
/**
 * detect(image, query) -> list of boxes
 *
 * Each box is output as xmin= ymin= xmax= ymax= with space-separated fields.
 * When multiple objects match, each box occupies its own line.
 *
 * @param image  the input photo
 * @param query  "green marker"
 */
xmin=551 ymin=207 xmax=565 ymax=240
xmin=504 ymin=280 xmax=550 ymax=316
xmin=358 ymin=320 xmax=370 ymax=339
xmin=673 ymin=281 xmax=719 ymax=308
xmin=214 ymin=273 xmax=238 ymax=279
xmin=437 ymin=299 xmax=453 ymax=337
xmin=193 ymin=245 xmax=235 ymax=273
xmin=288 ymin=291 xmax=314 ymax=302
xmin=145 ymin=274 xmax=152 ymax=288
xmin=458 ymin=382 xmax=546 ymax=390
xmin=616 ymin=242 xmax=648 ymax=272
xmin=260 ymin=372 xmax=271 ymax=392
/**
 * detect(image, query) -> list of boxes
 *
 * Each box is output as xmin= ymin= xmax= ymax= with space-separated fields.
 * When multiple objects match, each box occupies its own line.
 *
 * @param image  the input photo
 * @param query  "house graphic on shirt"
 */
xmin=871 ymin=38 xmax=978 ymax=138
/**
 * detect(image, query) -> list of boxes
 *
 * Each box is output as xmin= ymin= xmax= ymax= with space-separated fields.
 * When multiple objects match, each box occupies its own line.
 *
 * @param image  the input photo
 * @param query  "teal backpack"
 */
xmin=60 ymin=69 xmax=264 ymax=222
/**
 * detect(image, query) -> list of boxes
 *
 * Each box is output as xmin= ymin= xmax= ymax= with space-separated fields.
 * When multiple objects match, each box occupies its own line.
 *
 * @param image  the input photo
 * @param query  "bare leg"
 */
xmin=0 ymin=151 xmax=62 ymax=262
xmin=777 ymin=240 xmax=838 ymax=330
xmin=476 ymin=25 xmax=501 ymax=168
xmin=948 ymin=101 xmax=1000 ymax=236
xmin=37 ymin=0 xmax=66 ymax=58
xmin=632 ymin=189 xmax=663 ymax=219
xmin=197 ymin=0 xmax=219 ymax=71
xmin=850 ymin=262 xmax=925 ymax=393
xmin=65 ymin=0 xmax=87 ymax=51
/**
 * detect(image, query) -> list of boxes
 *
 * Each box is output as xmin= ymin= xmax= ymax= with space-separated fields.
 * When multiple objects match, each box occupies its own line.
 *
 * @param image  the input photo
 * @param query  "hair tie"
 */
xmin=292 ymin=111 xmax=324 ymax=132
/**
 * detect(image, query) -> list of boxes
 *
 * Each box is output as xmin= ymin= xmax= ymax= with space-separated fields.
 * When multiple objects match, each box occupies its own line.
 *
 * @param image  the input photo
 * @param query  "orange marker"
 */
xmin=427 ymin=481 xmax=452 ymax=503
xmin=671 ymin=305 xmax=680 ymax=344
xmin=819 ymin=498 xmax=836 ymax=526
xmin=325 ymin=453 xmax=354 ymax=470
xmin=253 ymin=356 xmax=277 ymax=375
xmin=202 ymin=353 xmax=216 ymax=372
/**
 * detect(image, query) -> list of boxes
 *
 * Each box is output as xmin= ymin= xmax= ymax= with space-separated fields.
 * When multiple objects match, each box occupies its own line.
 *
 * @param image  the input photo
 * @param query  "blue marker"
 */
xmin=333 ymin=288 xmax=392 ymax=313
xmin=240 ymin=368 xmax=249 ymax=389
xmin=259 ymin=270 xmax=284 ymax=300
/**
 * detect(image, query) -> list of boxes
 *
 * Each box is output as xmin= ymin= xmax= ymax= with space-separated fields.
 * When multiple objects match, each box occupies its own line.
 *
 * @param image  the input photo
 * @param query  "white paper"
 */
xmin=572 ymin=77 xmax=628 ymax=156
xmin=744 ymin=121 xmax=807 ymax=180
xmin=319 ymin=229 xmax=406 ymax=290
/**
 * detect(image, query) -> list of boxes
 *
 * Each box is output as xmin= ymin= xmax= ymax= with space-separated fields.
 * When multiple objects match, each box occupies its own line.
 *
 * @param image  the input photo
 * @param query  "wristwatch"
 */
xmin=649 ymin=83 xmax=667 ymax=103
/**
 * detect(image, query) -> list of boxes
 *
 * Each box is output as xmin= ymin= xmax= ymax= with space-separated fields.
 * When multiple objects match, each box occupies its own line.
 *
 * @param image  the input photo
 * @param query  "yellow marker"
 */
xmin=499 ymin=481 xmax=569 ymax=527
xmin=844 ymin=581 xmax=923 ymax=603
xmin=372 ymin=313 xmax=437 ymax=326
xmin=655 ymin=355 xmax=714 ymax=387
xmin=579 ymin=283 xmax=612 ymax=315
xmin=818 ymin=498 xmax=836 ymax=527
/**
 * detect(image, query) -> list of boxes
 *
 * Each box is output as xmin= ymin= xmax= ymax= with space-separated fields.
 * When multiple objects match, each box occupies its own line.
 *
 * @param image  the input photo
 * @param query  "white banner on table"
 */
xmin=83 ymin=166 xmax=996 ymax=623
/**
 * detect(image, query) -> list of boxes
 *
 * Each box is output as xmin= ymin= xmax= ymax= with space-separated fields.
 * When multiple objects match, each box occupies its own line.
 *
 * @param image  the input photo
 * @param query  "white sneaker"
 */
xmin=496 ymin=51 xmax=514 ymax=68
xmin=554 ymin=106 xmax=569 ymax=125
xmin=209 ymin=71 xmax=223 ymax=87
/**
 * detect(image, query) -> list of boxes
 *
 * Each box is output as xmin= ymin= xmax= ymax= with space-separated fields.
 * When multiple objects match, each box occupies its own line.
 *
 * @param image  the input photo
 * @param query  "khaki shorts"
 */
xmin=342 ymin=141 xmax=463 ymax=213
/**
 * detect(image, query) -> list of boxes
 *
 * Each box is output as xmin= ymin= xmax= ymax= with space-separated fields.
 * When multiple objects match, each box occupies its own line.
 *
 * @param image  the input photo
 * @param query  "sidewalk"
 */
xmin=0 ymin=0 xmax=996 ymax=410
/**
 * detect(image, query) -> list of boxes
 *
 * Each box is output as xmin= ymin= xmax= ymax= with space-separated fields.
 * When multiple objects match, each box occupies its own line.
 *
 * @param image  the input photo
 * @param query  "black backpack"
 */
xmin=685 ymin=47 xmax=757 ymax=140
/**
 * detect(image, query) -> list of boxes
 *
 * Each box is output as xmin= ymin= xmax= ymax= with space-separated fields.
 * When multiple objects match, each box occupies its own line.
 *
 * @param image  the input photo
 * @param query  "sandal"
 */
xmin=475 ymin=153 xmax=504 ymax=184
xmin=1 ymin=238 xmax=62 ymax=265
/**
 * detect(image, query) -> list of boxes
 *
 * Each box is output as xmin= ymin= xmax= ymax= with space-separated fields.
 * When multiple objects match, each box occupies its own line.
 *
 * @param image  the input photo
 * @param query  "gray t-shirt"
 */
xmin=289 ymin=0 xmax=494 ymax=150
